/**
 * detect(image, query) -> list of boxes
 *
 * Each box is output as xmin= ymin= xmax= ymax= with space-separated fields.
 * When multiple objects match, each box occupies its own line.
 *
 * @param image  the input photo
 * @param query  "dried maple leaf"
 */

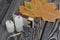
xmin=18 ymin=0 xmax=60 ymax=22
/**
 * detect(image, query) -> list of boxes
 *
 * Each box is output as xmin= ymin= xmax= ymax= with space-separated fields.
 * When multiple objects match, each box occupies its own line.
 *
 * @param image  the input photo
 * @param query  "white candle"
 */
xmin=14 ymin=16 xmax=23 ymax=32
xmin=6 ymin=20 xmax=14 ymax=33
